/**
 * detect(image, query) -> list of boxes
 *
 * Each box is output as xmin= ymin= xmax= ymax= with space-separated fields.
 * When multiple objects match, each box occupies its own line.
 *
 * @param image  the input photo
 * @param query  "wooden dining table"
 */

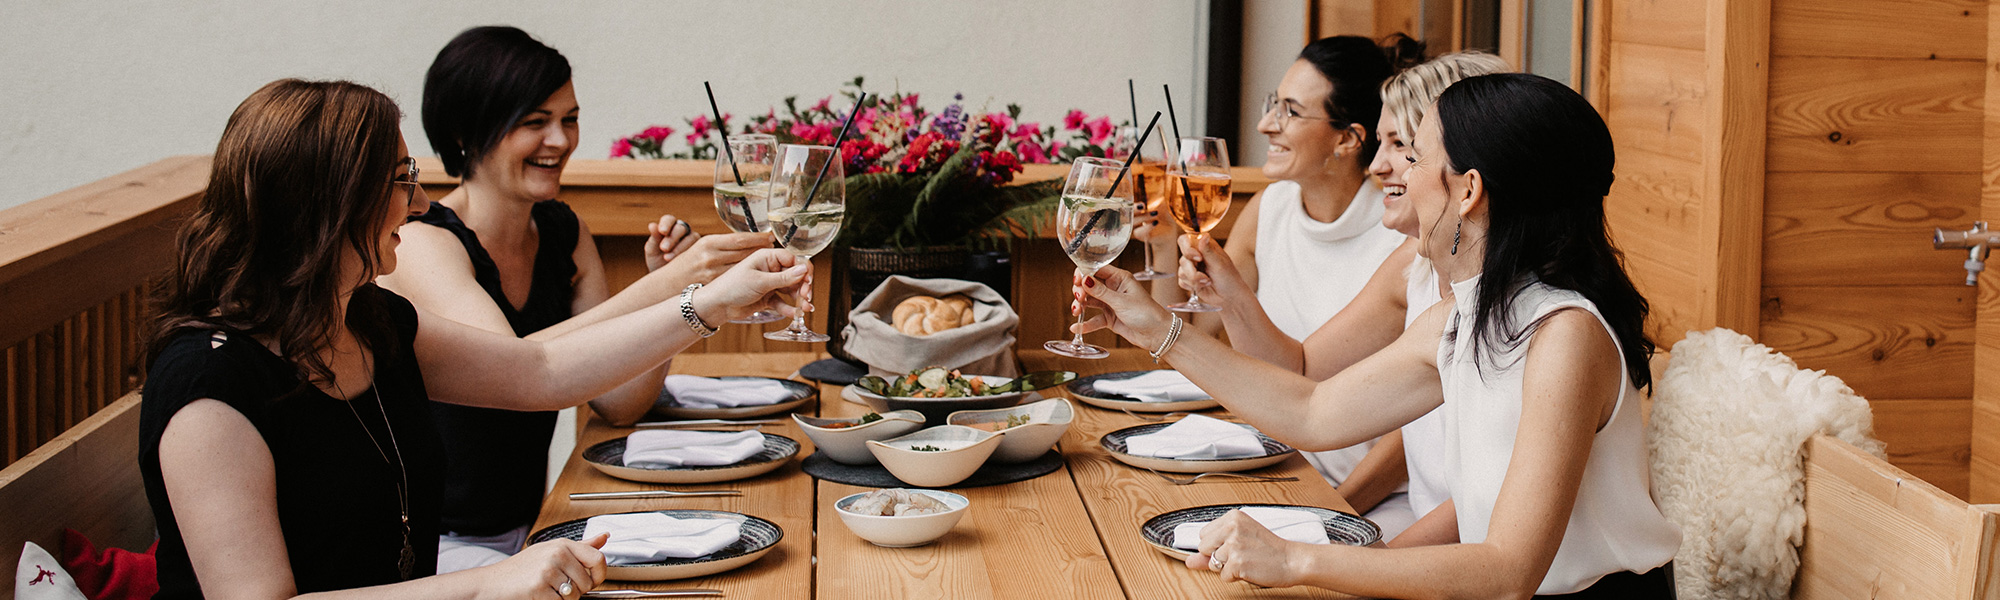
xmin=534 ymin=349 xmax=1359 ymax=599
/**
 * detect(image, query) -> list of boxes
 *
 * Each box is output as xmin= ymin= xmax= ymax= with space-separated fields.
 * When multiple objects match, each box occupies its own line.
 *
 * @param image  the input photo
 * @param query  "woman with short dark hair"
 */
xmin=379 ymin=26 xmax=773 ymax=572
xmin=1074 ymin=73 xmax=1679 ymax=597
xmin=141 ymin=78 xmax=807 ymax=599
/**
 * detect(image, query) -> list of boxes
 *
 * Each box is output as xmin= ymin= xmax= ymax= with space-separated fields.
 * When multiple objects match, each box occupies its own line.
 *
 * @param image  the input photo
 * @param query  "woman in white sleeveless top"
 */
xmin=1179 ymin=51 xmax=1509 ymax=544
xmin=1072 ymin=73 xmax=1678 ymax=597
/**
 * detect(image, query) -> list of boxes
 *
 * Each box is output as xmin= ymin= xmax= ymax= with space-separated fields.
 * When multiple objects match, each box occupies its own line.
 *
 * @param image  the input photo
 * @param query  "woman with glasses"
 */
xmin=141 ymin=79 xmax=809 ymax=599
xmin=376 ymin=27 xmax=772 ymax=573
xmin=1136 ymin=34 xmax=1422 ymax=535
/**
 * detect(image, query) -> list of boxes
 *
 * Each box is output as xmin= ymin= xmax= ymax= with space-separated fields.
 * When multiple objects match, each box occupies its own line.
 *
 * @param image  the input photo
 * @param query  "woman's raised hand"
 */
xmin=1072 ymin=265 xmax=1176 ymax=349
xmin=694 ymin=248 xmax=811 ymax=324
xmin=1184 ymin=510 xmax=1305 ymax=588
xmin=1177 ymin=234 xmax=1250 ymax=306
xmin=644 ymin=215 xmax=698 ymax=271
xmin=480 ymin=533 xmax=609 ymax=599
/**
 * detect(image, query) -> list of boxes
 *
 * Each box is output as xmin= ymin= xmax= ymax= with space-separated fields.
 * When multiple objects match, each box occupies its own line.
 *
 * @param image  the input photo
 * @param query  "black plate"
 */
xmin=584 ymin=433 xmax=800 ymax=471
xmin=799 ymin=358 xmax=868 ymax=386
xmin=1140 ymin=504 xmax=1380 ymax=556
xmin=800 ymin=449 xmax=1064 ymax=489
xmin=649 ymin=376 xmax=818 ymax=417
xmin=528 ymin=509 xmax=783 ymax=567
xmin=1099 ymin=422 xmax=1294 ymax=460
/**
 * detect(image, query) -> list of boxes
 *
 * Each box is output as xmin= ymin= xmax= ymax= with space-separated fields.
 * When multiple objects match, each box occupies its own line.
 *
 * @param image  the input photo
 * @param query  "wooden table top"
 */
xmin=534 ymin=349 xmax=1355 ymax=599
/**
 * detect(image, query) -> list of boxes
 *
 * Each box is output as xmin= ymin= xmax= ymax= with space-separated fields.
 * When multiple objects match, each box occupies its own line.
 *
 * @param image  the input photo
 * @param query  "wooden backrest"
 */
xmin=1797 ymin=434 xmax=2000 ymax=599
xmin=0 ymin=392 xmax=151 ymax=600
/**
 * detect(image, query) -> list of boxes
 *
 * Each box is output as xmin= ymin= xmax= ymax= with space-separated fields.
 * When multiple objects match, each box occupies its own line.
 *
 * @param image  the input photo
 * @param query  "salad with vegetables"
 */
xmin=857 ymin=366 xmax=1076 ymax=399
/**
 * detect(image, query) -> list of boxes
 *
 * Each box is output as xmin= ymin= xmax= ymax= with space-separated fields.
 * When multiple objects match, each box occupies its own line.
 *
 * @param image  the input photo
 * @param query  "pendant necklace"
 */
xmin=346 ymin=379 xmax=415 ymax=580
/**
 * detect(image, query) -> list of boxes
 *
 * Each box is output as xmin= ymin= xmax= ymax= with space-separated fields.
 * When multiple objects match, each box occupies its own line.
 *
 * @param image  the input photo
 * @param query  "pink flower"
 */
xmin=1062 ymin=110 xmax=1086 ymax=130
xmin=810 ymin=96 xmax=832 ymax=113
xmin=790 ymin=122 xmax=834 ymax=145
xmin=689 ymin=115 xmax=712 ymax=135
xmin=610 ymin=138 xmax=633 ymax=158
xmin=1017 ymin=140 xmax=1047 ymax=164
xmin=638 ymin=125 xmax=675 ymax=142
xmin=1084 ymin=116 xmax=1115 ymax=146
xmin=1011 ymin=122 xmax=1041 ymax=140
xmin=902 ymin=94 xmax=921 ymax=108
xmin=686 ymin=132 xmax=705 ymax=147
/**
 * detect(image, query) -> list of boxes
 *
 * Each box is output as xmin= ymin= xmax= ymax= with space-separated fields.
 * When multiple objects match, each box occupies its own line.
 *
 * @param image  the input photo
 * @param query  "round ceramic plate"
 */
xmin=800 ymin=449 xmax=1065 ymax=489
xmin=1139 ymin=504 xmax=1379 ymax=560
xmin=1099 ymin=421 xmax=1296 ymax=473
xmin=1066 ymin=371 xmax=1221 ymax=413
xmin=584 ymin=432 xmax=799 ymax=484
xmin=839 ymin=384 xmax=1043 ymax=423
xmin=528 ymin=509 xmax=782 ymax=581
xmin=650 ymin=377 xmax=818 ymax=420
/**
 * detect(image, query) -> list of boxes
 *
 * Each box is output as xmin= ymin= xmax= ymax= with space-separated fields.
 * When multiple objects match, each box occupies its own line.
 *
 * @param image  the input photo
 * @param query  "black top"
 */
xmin=140 ymin=286 xmax=444 ymax=599
xmin=411 ymin=200 xmax=581 ymax=535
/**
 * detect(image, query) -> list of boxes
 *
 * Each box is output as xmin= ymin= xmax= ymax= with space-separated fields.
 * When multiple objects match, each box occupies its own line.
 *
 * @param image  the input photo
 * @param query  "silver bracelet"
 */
xmin=678 ymin=284 xmax=717 ymax=338
xmin=1150 ymin=315 xmax=1184 ymax=363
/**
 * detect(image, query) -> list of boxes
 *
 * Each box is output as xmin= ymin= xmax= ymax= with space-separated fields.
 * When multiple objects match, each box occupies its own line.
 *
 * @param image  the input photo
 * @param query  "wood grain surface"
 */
xmin=1762 ymin=171 xmax=1979 ymax=287
xmin=1759 ymin=285 xmax=1975 ymax=400
xmin=1604 ymin=42 xmax=1707 ymax=164
xmin=1868 ymin=399 xmax=1972 ymax=498
xmin=1796 ymin=435 xmax=1993 ymax=599
xmin=1608 ymin=0 xmax=1704 ymax=51
xmin=1765 ymin=56 xmax=1983 ymax=174
xmin=1771 ymin=0 xmax=1985 ymax=61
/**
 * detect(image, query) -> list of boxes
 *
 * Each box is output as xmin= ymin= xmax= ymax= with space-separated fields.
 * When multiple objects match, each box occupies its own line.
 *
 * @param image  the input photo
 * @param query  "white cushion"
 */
xmin=15 ymin=542 xmax=87 ymax=600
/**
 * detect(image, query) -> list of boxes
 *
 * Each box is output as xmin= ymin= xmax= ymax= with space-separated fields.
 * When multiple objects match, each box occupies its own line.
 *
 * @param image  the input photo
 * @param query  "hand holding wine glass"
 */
xmin=1044 ymin=156 xmax=1136 ymax=359
xmin=1164 ymin=136 xmax=1232 ymax=313
xmin=763 ymin=143 xmax=845 ymax=343
xmin=713 ymin=133 xmax=785 ymax=324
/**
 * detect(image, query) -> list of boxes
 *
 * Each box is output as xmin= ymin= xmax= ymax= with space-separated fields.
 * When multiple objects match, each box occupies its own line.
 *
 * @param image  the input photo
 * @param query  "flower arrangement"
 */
xmin=612 ymin=77 xmax=1127 ymax=250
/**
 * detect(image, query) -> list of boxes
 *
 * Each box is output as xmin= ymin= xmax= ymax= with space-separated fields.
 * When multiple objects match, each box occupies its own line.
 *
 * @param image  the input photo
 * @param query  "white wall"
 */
xmin=1238 ymin=0 xmax=1307 ymax=168
xmin=0 ymin=0 xmax=1204 ymax=209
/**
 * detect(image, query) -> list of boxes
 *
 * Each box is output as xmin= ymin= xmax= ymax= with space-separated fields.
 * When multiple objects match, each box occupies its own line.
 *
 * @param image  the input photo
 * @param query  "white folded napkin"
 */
xmin=1122 ymin=414 xmax=1265 ymax=459
xmin=1092 ymin=370 xmax=1211 ymax=403
xmin=663 ymin=375 xmax=795 ymax=408
xmin=622 ymin=429 xmax=766 ymax=468
xmin=1172 ymin=507 xmax=1331 ymax=550
xmin=583 ymin=512 xmax=743 ymax=565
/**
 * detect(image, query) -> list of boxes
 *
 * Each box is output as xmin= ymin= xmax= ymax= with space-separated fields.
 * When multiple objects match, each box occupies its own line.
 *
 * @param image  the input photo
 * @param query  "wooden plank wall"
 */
xmin=1759 ymin=0 xmax=1985 ymax=499
xmin=1978 ymin=0 xmax=2000 ymax=505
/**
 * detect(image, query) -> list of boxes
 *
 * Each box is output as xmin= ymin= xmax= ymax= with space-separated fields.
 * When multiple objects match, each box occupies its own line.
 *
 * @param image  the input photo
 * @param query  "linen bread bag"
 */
xmin=841 ymin=275 xmax=1019 ymax=377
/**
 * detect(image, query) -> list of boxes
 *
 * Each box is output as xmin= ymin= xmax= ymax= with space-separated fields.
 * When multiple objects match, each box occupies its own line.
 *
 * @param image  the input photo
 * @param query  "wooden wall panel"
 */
xmin=1873 ymin=399 xmax=1973 ymax=499
xmin=1604 ymin=42 xmax=1707 ymax=164
xmin=1628 ymin=258 xmax=1706 ymax=345
xmin=1763 ymin=172 xmax=1979 ymax=287
xmin=1771 ymin=0 xmax=1984 ymax=60
xmin=1766 ymin=57 xmax=1983 ymax=173
xmin=1608 ymin=0 xmax=1704 ymax=51
xmin=1607 ymin=149 xmax=1706 ymax=275
xmin=1760 ymin=285 xmax=1975 ymax=400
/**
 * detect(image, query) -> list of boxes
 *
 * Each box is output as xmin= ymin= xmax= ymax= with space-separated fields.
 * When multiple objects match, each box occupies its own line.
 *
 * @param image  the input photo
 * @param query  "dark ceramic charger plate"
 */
xmin=528 ymin=509 xmax=783 ymax=580
xmin=649 ymin=376 xmax=818 ymax=420
xmin=1066 ymin=370 xmax=1221 ymax=413
xmin=583 ymin=432 xmax=800 ymax=484
xmin=1139 ymin=503 xmax=1380 ymax=559
xmin=1099 ymin=421 xmax=1296 ymax=473
xmin=799 ymin=357 xmax=868 ymax=386
xmin=800 ymin=449 xmax=1064 ymax=489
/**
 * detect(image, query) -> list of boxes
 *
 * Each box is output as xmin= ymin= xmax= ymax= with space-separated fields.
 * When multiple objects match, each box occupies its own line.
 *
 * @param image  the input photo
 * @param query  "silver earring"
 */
xmin=1451 ymin=220 xmax=1462 ymax=255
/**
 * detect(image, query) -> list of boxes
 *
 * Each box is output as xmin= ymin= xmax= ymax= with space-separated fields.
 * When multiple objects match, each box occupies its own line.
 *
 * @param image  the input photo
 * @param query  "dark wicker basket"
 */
xmin=826 ymin=245 xmax=1013 ymax=363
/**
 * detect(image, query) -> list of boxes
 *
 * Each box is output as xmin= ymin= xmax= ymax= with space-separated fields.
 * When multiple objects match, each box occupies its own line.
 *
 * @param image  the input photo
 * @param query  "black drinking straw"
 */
xmin=1127 ymin=79 xmax=1140 ymax=132
xmin=1161 ymin=84 xmax=1199 ymax=228
xmin=706 ymin=81 xmax=758 ymax=232
xmin=1066 ymin=111 xmax=1162 ymax=255
xmin=784 ymin=93 xmax=868 ymax=245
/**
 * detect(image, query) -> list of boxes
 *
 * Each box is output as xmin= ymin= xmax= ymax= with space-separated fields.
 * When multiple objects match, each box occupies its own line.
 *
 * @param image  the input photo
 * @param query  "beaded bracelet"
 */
xmin=679 ymin=284 xmax=718 ymax=338
xmin=1150 ymin=315 xmax=1184 ymax=363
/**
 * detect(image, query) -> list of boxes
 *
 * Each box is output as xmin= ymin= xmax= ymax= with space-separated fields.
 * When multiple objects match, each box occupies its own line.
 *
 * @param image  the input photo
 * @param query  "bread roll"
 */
xmin=892 ymin=294 xmax=977 ymax=336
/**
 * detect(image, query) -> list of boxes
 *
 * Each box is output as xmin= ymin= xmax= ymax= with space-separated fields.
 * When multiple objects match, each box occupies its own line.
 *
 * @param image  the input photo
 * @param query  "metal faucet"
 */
xmin=1934 ymin=221 xmax=2000 ymax=285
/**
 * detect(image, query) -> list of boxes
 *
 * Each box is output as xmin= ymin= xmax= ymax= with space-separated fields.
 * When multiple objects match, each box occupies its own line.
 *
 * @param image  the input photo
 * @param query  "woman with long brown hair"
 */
xmin=139 ymin=79 xmax=808 ymax=599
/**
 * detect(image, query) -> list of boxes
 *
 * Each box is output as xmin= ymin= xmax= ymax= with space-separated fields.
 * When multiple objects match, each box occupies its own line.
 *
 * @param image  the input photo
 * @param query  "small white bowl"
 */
xmin=834 ymin=489 xmax=971 ymax=547
xmin=866 ymin=425 xmax=1002 ymax=487
xmin=792 ymin=411 xmax=927 ymax=465
xmin=947 ymin=398 xmax=1073 ymax=463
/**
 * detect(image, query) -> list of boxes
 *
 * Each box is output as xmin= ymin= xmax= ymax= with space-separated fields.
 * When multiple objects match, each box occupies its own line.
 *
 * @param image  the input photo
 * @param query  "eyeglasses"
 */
xmin=1263 ymin=93 xmax=1338 ymax=130
xmin=391 ymin=159 xmax=421 ymax=204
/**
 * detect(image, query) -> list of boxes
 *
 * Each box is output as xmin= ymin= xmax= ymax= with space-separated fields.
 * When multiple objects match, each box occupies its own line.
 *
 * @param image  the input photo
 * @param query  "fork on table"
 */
xmin=1145 ymin=466 xmax=1298 ymax=485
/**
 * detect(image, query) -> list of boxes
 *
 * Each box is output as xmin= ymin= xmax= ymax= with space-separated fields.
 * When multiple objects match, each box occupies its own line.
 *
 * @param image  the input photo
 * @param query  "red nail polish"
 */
xmin=1085 ymin=277 xmax=1096 ymax=288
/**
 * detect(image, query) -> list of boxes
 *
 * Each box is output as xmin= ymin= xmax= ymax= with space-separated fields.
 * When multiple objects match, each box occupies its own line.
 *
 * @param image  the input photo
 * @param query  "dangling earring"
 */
xmin=1450 ymin=220 xmax=1462 ymax=256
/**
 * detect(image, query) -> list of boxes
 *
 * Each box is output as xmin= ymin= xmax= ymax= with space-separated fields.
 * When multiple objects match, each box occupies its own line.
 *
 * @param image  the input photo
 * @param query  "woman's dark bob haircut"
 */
xmin=1294 ymin=34 xmax=1403 ymax=164
xmin=423 ymin=26 xmax=571 ymax=178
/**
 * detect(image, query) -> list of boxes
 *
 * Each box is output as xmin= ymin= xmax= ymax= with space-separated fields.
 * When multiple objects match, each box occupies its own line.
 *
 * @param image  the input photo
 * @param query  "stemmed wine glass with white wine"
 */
xmin=713 ymin=133 xmax=783 ymax=324
xmin=763 ymin=144 xmax=845 ymax=343
xmin=1044 ymin=156 xmax=1135 ymax=359
xmin=1165 ymin=137 xmax=1231 ymax=313
xmin=1123 ymin=122 xmax=1173 ymax=281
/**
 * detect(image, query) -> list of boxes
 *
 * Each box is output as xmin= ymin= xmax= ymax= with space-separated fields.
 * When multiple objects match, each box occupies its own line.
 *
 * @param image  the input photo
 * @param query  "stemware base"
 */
xmin=1166 ymin=301 xmax=1222 ymax=313
xmin=1045 ymin=339 xmax=1111 ymax=359
xmin=1131 ymin=269 xmax=1172 ymax=281
xmin=730 ymin=309 xmax=785 ymax=325
xmin=765 ymin=329 xmax=831 ymax=343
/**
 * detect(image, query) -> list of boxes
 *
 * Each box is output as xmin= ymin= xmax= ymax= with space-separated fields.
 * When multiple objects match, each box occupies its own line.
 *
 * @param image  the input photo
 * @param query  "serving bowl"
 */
xmin=946 ymin=398 xmax=1073 ymax=463
xmin=865 ymin=425 xmax=1003 ymax=487
xmin=833 ymin=489 xmax=971 ymax=547
xmin=849 ymin=375 xmax=1032 ymax=424
xmin=792 ymin=410 xmax=927 ymax=465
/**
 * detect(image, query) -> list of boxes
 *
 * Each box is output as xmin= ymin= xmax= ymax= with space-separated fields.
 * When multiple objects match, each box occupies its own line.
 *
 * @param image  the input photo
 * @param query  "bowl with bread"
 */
xmin=891 ymin=294 xmax=977 ymax=336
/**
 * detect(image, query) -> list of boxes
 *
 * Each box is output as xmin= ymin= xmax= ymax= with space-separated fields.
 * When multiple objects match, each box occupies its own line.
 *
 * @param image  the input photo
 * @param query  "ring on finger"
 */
xmin=557 ymin=579 xmax=573 ymax=596
xmin=1209 ymin=555 xmax=1225 ymax=570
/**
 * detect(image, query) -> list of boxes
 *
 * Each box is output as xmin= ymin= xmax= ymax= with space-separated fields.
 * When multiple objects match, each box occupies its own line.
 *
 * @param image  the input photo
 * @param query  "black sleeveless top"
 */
xmin=140 ymin=286 xmax=444 ymax=598
xmin=411 ymin=200 xmax=580 ymax=535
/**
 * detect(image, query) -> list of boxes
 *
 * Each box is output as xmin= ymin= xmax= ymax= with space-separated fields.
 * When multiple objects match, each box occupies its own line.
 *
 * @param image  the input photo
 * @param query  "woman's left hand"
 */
xmin=1073 ymin=265 xmax=1177 ymax=350
xmin=692 ymin=248 xmax=811 ymax=324
xmin=1185 ymin=510 xmax=1305 ymax=588
xmin=644 ymin=215 xmax=700 ymax=271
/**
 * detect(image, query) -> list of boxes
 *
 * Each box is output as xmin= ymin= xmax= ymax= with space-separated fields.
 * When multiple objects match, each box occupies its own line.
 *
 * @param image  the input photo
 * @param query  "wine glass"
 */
xmin=763 ymin=144 xmax=845 ymax=343
xmin=713 ymin=133 xmax=783 ymax=324
xmin=1121 ymin=123 xmax=1173 ymax=281
xmin=1164 ymin=137 xmax=1232 ymax=313
xmin=1045 ymin=156 xmax=1135 ymax=359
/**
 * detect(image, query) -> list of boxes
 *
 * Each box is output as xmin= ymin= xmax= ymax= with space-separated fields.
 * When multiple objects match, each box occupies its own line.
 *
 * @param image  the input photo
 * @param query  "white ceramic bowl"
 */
xmin=946 ymin=398 xmax=1073 ymax=463
xmin=792 ymin=410 xmax=927 ymax=465
xmin=833 ymin=489 xmax=971 ymax=547
xmin=866 ymin=425 xmax=1003 ymax=487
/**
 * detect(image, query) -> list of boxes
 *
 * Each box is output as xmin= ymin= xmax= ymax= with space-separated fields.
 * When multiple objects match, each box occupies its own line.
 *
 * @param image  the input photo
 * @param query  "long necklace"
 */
xmin=345 ymin=381 xmax=415 ymax=580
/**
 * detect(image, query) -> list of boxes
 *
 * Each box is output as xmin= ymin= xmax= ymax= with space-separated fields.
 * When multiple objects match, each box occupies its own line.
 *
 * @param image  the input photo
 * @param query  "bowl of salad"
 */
xmin=852 ymin=367 xmax=1076 ymax=424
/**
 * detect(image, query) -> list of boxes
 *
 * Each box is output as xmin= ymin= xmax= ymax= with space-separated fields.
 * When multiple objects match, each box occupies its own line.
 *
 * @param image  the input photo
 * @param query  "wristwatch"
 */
xmin=679 ymin=284 xmax=718 ymax=338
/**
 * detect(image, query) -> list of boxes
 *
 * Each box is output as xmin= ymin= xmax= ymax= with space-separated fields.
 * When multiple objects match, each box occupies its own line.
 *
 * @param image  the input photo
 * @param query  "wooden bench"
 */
xmin=1798 ymin=434 xmax=2000 ymax=598
xmin=0 ymin=392 xmax=151 ymax=600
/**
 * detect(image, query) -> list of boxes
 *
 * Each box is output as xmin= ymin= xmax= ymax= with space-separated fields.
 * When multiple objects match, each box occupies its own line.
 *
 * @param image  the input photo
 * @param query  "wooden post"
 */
xmin=1700 ymin=0 xmax=1769 ymax=338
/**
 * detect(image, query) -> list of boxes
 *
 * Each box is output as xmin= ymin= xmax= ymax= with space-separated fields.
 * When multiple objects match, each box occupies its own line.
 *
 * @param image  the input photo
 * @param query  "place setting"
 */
xmin=529 ymin=508 xmax=785 ymax=582
xmin=583 ymin=425 xmax=801 ymax=485
xmin=649 ymin=374 xmax=819 ymax=421
xmin=1140 ymin=504 xmax=1381 ymax=561
xmin=1066 ymin=369 xmax=1222 ymax=414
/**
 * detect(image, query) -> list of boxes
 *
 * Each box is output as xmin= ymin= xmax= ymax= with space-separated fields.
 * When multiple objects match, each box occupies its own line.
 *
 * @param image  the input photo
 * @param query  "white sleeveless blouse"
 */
xmin=1400 ymin=261 xmax=1449 ymax=520
xmin=1253 ymin=179 xmax=1404 ymax=486
xmin=1439 ymin=276 xmax=1679 ymax=594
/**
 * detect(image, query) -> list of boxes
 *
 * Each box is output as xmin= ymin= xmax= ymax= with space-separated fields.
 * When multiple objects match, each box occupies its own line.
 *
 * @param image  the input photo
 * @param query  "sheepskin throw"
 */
xmin=1648 ymin=328 xmax=1886 ymax=600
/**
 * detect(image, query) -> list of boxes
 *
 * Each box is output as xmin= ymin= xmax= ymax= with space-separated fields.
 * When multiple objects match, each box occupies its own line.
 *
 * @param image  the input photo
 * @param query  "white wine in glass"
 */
xmin=1124 ymin=122 xmax=1173 ymax=281
xmin=764 ymin=144 xmax=845 ymax=343
xmin=1045 ymin=156 xmax=1135 ymax=359
xmin=713 ymin=133 xmax=783 ymax=324
xmin=1165 ymin=137 xmax=1231 ymax=313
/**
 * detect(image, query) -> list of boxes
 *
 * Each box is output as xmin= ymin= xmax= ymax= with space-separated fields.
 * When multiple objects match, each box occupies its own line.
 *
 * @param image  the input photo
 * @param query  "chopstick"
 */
xmin=633 ymin=419 xmax=782 ymax=428
xmin=568 ymin=490 xmax=744 ymax=500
